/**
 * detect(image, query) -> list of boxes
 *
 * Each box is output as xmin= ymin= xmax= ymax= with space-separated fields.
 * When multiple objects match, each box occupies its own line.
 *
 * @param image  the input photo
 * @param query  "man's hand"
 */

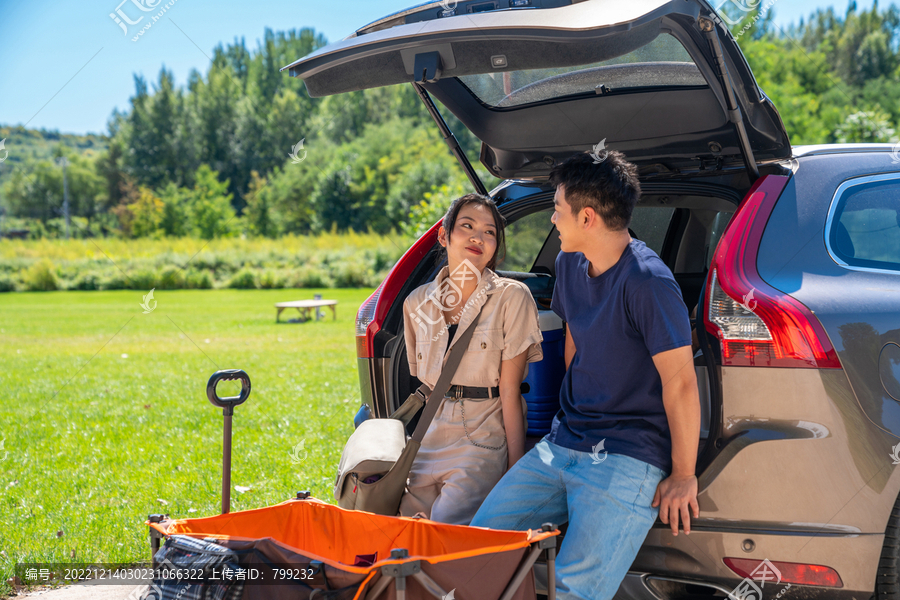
xmin=650 ymin=345 xmax=701 ymax=536
xmin=652 ymin=474 xmax=699 ymax=535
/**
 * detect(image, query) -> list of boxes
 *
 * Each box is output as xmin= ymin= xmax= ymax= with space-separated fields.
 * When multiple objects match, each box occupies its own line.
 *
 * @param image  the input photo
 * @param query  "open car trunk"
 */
xmin=282 ymin=0 xmax=791 ymax=181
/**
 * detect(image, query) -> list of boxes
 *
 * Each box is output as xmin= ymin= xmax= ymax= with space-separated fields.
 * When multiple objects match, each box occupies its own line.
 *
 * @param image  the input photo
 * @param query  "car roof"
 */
xmin=792 ymin=143 xmax=900 ymax=158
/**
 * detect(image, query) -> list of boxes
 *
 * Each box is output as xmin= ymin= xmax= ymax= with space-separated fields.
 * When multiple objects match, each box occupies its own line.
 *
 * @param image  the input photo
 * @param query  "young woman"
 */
xmin=398 ymin=193 xmax=544 ymax=526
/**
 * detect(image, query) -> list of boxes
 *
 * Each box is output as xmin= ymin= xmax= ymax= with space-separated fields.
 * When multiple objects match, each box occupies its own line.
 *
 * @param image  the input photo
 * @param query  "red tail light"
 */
xmin=725 ymin=557 xmax=843 ymax=587
xmin=704 ymin=175 xmax=841 ymax=368
xmin=355 ymin=221 xmax=442 ymax=358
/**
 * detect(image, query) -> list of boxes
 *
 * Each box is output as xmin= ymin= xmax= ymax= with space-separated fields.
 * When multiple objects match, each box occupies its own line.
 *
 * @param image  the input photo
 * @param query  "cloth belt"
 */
xmin=443 ymin=383 xmax=531 ymax=399
xmin=446 ymin=384 xmax=500 ymax=399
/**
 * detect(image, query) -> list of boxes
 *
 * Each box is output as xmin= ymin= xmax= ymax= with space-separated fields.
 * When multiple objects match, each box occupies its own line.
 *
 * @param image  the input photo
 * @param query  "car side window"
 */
xmin=829 ymin=177 xmax=900 ymax=272
xmin=630 ymin=207 xmax=675 ymax=255
xmin=498 ymin=209 xmax=553 ymax=272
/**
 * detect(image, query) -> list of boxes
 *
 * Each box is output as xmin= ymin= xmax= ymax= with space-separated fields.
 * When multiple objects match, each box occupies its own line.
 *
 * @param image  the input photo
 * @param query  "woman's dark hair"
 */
xmin=437 ymin=193 xmax=507 ymax=271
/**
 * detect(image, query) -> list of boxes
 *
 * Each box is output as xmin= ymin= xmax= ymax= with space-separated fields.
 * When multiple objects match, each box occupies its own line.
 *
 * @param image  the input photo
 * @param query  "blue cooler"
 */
xmin=522 ymin=310 xmax=566 ymax=436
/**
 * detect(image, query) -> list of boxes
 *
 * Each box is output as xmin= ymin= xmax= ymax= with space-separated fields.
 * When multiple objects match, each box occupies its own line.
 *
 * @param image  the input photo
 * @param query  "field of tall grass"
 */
xmin=0 ymin=233 xmax=409 ymax=293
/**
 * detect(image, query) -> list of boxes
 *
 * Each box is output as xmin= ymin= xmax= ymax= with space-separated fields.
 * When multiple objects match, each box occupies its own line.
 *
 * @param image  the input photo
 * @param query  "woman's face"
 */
xmin=439 ymin=203 xmax=499 ymax=275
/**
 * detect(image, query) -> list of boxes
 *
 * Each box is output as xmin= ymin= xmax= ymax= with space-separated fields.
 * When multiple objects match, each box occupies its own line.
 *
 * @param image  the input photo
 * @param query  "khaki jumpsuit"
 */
xmin=398 ymin=267 xmax=544 ymax=525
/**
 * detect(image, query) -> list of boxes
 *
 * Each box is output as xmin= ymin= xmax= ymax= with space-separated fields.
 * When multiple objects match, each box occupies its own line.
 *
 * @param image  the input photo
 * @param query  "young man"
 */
xmin=469 ymin=151 xmax=701 ymax=600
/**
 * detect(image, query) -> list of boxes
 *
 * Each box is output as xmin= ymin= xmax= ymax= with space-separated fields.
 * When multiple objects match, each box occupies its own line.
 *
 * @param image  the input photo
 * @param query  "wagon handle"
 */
xmin=207 ymin=369 xmax=251 ymax=416
xmin=206 ymin=369 xmax=252 ymax=515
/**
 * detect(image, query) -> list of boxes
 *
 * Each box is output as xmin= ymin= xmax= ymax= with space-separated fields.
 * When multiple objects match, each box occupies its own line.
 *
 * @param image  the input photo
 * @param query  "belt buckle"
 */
xmin=455 ymin=386 xmax=463 ymax=400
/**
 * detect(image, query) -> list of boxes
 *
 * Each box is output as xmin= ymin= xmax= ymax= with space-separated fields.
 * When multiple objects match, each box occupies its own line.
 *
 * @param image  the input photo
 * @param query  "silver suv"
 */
xmin=283 ymin=1 xmax=900 ymax=598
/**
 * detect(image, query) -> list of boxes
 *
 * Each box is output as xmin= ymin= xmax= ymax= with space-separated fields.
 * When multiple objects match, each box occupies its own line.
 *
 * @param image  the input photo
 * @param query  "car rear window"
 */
xmin=457 ymin=34 xmax=704 ymax=108
xmin=499 ymin=206 xmax=676 ymax=273
xmin=829 ymin=176 xmax=900 ymax=272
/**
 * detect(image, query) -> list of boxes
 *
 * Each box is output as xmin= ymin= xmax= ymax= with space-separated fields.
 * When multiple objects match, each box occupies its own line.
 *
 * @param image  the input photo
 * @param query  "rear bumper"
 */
xmin=634 ymin=526 xmax=879 ymax=595
xmin=532 ymin=528 xmax=879 ymax=599
xmin=609 ymin=572 xmax=866 ymax=600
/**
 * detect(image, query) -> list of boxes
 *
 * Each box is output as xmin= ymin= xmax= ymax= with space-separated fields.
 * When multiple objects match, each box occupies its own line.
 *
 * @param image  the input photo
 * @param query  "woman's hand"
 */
xmin=500 ymin=351 xmax=529 ymax=470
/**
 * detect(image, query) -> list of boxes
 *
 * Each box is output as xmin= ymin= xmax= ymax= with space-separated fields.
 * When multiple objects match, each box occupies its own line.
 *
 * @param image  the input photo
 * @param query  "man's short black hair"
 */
xmin=548 ymin=151 xmax=641 ymax=231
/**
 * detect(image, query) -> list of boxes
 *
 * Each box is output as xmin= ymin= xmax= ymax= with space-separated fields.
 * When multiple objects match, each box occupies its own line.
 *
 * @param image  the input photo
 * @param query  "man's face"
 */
xmin=551 ymin=185 xmax=580 ymax=253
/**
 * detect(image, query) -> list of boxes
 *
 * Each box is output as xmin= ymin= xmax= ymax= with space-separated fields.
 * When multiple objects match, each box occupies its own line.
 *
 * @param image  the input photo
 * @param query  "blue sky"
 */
xmin=0 ymin=0 xmax=878 ymax=135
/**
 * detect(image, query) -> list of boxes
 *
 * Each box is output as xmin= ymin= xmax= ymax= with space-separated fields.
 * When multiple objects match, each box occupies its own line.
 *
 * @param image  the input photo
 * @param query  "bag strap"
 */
xmin=410 ymin=309 xmax=484 ymax=443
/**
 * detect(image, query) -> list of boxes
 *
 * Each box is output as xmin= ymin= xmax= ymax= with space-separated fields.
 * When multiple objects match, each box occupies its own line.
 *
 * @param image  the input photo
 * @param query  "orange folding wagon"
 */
xmin=143 ymin=370 xmax=559 ymax=600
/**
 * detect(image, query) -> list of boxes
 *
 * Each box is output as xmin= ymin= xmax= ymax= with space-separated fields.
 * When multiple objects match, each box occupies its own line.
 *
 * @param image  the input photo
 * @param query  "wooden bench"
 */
xmin=275 ymin=299 xmax=338 ymax=323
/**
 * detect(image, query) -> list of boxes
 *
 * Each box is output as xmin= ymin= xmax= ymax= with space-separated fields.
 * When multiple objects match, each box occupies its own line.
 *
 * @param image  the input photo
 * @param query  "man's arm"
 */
xmin=650 ymin=345 xmax=701 ymax=535
xmin=564 ymin=322 xmax=575 ymax=370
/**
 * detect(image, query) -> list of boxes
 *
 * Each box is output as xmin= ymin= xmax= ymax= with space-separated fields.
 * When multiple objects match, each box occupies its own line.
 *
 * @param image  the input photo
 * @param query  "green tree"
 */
xmin=834 ymin=108 xmax=896 ymax=142
xmin=799 ymin=3 xmax=900 ymax=87
xmin=1 ymin=151 xmax=104 ymax=225
xmin=403 ymin=182 xmax=467 ymax=239
xmin=129 ymin=187 xmax=165 ymax=237
xmin=243 ymin=170 xmax=279 ymax=237
xmin=185 ymin=164 xmax=236 ymax=239
xmin=157 ymin=182 xmax=190 ymax=237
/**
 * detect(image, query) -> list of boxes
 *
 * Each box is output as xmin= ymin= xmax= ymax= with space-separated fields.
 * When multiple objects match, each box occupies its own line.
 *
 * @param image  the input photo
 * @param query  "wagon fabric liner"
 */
xmin=148 ymin=497 xmax=559 ymax=600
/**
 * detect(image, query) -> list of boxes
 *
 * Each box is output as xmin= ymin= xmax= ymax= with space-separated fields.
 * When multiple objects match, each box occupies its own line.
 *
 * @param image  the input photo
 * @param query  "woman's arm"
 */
xmin=564 ymin=322 xmax=576 ymax=370
xmin=499 ymin=350 xmax=529 ymax=470
xmin=402 ymin=297 xmax=418 ymax=379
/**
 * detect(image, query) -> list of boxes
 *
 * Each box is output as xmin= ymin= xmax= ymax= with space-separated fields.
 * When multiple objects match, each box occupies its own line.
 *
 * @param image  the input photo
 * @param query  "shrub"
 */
xmin=369 ymin=248 xmax=398 ymax=273
xmin=289 ymin=265 xmax=332 ymax=289
xmin=22 ymin=259 xmax=59 ymax=291
xmin=258 ymin=269 xmax=286 ymax=289
xmin=69 ymin=271 xmax=102 ymax=291
xmin=100 ymin=272 xmax=128 ymax=290
xmin=157 ymin=265 xmax=185 ymax=290
xmin=0 ymin=274 xmax=17 ymax=292
xmin=185 ymin=270 xmax=213 ymax=289
xmin=228 ymin=268 xmax=257 ymax=289
xmin=332 ymin=260 xmax=373 ymax=288
xmin=127 ymin=268 xmax=158 ymax=290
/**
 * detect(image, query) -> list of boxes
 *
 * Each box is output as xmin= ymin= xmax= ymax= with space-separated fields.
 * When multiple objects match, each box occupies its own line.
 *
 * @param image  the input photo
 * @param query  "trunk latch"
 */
xmin=414 ymin=51 xmax=443 ymax=83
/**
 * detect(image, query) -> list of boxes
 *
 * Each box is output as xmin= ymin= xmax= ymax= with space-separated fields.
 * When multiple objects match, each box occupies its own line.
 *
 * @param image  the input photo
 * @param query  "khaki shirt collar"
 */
xmin=423 ymin=264 xmax=500 ymax=353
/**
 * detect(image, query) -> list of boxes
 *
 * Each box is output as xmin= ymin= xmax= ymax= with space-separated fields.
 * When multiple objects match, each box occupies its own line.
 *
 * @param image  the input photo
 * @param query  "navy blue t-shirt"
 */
xmin=548 ymin=240 xmax=692 ymax=474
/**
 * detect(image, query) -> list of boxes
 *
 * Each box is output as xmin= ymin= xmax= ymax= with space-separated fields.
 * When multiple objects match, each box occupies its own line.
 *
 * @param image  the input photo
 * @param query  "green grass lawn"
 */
xmin=0 ymin=288 xmax=373 ymax=594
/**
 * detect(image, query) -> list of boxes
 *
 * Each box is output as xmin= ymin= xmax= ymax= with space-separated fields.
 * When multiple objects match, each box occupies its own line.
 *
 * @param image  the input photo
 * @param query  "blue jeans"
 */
xmin=469 ymin=438 xmax=667 ymax=600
